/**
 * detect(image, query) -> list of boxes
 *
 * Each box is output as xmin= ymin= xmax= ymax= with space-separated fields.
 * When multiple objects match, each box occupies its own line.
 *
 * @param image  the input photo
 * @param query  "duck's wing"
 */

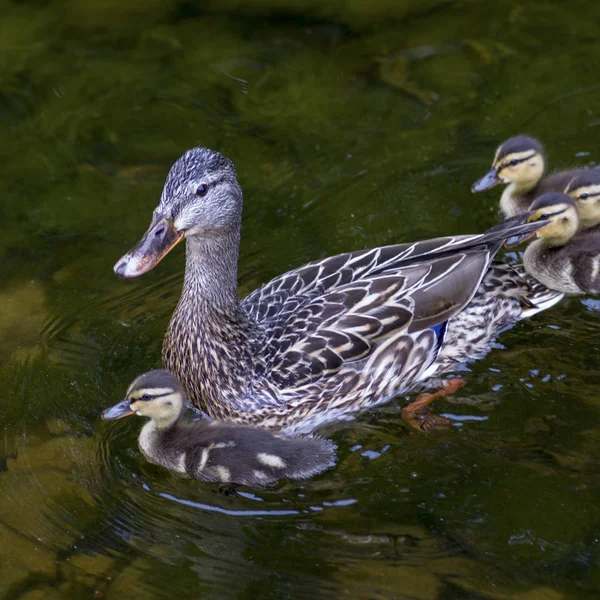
xmin=242 ymin=218 xmax=544 ymax=391
xmin=242 ymin=215 xmax=536 ymax=323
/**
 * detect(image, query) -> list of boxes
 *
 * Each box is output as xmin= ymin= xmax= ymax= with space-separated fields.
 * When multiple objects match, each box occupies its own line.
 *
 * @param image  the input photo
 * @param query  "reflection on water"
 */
xmin=1 ymin=0 xmax=600 ymax=598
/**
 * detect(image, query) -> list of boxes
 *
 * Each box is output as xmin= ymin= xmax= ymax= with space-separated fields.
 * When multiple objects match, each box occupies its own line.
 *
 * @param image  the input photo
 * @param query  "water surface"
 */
xmin=1 ymin=0 xmax=600 ymax=598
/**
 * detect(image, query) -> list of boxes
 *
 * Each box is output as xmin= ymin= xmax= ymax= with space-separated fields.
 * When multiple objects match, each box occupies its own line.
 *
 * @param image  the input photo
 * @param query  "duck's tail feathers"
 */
xmin=513 ymin=265 xmax=565 ymax=318
xmin=520 ymin=289 xmax=564 ymax=318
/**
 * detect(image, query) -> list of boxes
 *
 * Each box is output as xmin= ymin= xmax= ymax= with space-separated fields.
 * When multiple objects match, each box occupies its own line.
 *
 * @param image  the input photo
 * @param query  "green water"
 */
xmin=1 ymin=0 xmax=600 ymax=597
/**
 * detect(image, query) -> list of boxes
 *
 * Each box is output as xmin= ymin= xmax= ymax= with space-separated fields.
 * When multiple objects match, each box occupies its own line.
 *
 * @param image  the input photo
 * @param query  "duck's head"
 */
xmin=102 ymin=369 xmax=186 ymax=427
xmin=114 ymin=147 xmax=242 ymax=278
xmin=506 ymin=192 xmax=579 ymax=248
xmin=564 ymin=170 xmax=600 ymax=229
xmin=472 ymin=135 xmax=545 ymax=193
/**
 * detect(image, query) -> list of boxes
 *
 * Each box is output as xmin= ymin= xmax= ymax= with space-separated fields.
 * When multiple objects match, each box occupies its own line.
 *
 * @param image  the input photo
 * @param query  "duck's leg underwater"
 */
xmin=401 ymin=378 xmax=466 ymax=432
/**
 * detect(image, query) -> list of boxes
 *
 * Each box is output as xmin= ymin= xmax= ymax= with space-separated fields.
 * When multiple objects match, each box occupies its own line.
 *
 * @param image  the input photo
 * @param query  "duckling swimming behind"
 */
xmin=508 ymin=192 xmax=600 ymax=296
xmin=102 ymin=370 xmax=336 ymax=487
xmin=564 ymin=169 xmax=600 ymax=230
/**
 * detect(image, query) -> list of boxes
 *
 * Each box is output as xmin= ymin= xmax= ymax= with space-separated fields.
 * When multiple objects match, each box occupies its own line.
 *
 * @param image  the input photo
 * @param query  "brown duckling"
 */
xmin=472 ymin=135 xmax=586 ymax=218
xmin=564 ymin=169 xmax=600 ymax=230
xmin=510 ymin=192 xmax=600 ymax=295
xmin=102 ymin=370 xmax=336 ymax=487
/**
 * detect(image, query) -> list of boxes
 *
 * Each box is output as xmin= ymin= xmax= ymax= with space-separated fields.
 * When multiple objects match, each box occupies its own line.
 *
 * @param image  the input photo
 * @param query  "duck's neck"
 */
xmin=163 ymin=227 xmax=262 ymax=416
xmin=181 ymin=230 xmax=241 ymax=311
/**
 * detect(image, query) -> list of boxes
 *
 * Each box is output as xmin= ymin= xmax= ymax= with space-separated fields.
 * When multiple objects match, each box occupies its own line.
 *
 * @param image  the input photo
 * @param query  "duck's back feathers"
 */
xmin=243 ymin=220 xmax=538 ymax=331
xmin=241 ymin=218 xmax=542 ymax=392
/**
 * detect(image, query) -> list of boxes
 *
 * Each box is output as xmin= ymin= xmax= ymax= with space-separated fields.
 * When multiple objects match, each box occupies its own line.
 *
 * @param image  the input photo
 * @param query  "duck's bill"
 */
xmin=504 ymin=231 xmax=537 ymax=248
xmin=102 ymin=399 xmax=134 ymax=420
xmin=471 ymin=169 xmax=501 ymax=193
xmin=114 ymin=214 xmax=184 ymax=278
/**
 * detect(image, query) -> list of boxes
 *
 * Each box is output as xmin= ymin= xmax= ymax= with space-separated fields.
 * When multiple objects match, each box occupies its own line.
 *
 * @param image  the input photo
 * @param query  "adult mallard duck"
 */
xmin=471 ymin=134 xmax=586 ymax=218
xmin=113 ymin=147 xmax=562 ymax=434
xmin=102 ymin=369 xmax=335 ymax=486
xmin=508 ymin=192 xmax=600 ymax=295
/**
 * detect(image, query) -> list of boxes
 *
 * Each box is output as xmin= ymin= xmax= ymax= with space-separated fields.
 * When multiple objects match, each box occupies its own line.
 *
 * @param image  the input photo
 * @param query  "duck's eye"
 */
xmin=578 ymin=193 xmax=589 ymax=200
xmin=141 ymin=394 xmax=152 ymax=401
xmin=539 ymin=213 xmax=550 ymax=220
xmin=195 ymin=184 xmax=209 ymax=197
xmin=508 ymin=159 xmax=519 ymax=167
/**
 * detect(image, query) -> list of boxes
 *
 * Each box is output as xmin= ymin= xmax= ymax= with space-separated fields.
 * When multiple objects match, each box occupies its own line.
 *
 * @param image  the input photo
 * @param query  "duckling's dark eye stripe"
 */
xmin=130 ymin=387 xmax=175 ymax=400
xmin=500 ymin=153 xmax=535 ymax=169
xmin=138 ymin=392 xmax=173 ymax=401
xmin=539 ymin=208 xmax=568 ymax=219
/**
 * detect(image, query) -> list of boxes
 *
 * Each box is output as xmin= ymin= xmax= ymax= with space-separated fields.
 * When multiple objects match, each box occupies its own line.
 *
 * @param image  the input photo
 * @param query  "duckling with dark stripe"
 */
xmin=102 ymin=370 xmax=336 ymax=486
xmin=472 ymin=134 xmax=587 ymax=218
xmin=507 ymin=192 xmax=600 ymax=295
xmin=564 ymin=169 xmax=600 ymax=230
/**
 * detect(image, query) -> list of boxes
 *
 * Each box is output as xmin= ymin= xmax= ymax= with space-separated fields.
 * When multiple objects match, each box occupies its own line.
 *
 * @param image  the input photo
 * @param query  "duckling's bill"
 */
xmin=471 ymin=168 xmax=501 ymax=192
xmin=114 ymin=213 xmax=184 ymax=279
xmin=102 ymin=399 xmax=135 ymax=420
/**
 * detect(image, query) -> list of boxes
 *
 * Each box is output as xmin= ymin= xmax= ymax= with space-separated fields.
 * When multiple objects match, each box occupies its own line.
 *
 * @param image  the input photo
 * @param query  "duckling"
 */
xmin=564 ymin=169 xmax=600 ymax=230
xmin=472 ymin=134 xmax=586 ymax=218
xmin=102 ymin=370 xmax=336 ymax=487
xmin=513 ymin=192 xmax=600 ymax=295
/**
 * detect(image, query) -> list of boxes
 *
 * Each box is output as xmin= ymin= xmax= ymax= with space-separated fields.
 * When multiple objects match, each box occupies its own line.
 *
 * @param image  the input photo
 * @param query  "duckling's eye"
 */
xmin=539 ymin=213 xmax=550 ymax=220
xmin=508 ymin=159 xmax=519 ymax=167
xmin=195 ymin=184 xmax=209 ymax=197
xmin=578 ymin=193 xmax=589 ymax=200
xmin=141 ymin=394 xmax=152 ymax=401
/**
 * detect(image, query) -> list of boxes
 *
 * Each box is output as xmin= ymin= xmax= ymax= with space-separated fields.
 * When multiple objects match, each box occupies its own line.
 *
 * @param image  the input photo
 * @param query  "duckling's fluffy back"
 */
xmin=149 ymin=420 xmax=336 ymax=487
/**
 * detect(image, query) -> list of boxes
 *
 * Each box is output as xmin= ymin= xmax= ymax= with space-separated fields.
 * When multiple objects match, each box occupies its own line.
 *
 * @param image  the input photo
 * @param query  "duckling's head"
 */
xmin=521 ymin=192 xmax=579 ymax=247
xmin=564 ymin=170 xmax=600 ymax=229
xmin=472 ymin=135 xmax=545 ymax=193
xmin=114 ymin=147 xmax=242 ymax=278
xmin=102 ymin=369 xmax=186 ymax=428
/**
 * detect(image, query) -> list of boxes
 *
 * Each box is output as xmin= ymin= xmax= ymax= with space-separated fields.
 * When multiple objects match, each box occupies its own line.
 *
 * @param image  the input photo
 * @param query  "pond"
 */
xmin=1 ymin=0 xmax=600 ymax=598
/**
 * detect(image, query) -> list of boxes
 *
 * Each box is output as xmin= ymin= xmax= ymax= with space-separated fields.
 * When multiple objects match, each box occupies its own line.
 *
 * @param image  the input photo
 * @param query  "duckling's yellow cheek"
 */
xmin=130 ymin=401 xmax=145 ymax=414
xmin=534 ymin=222 xmax=550 ymax=237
